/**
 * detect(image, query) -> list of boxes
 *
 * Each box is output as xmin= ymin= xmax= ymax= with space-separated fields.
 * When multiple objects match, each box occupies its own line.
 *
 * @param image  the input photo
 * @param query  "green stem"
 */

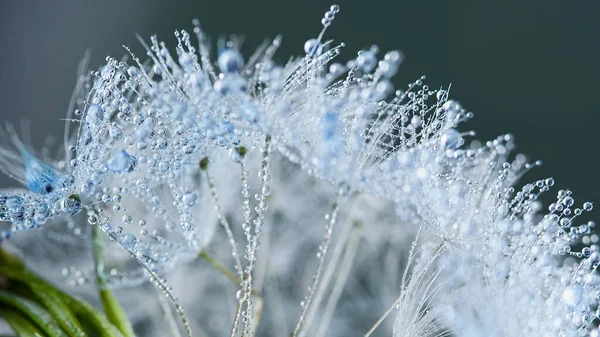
xmin=198 ymin=249 xmax=261 ymax=297
xmin=0 ymin=290 xmax=67 ymax=337
xmin=92 ymin=226 xmax=136 ymax=337
xmin=0 ymin=248 xmax=123 ymax=337
xmin=198 ymin=249 xmax=263 ymax=337
xmin=1 ymin=307 xmax=47 ymax=337
xmin=198 ymin=249 xmax=239 ymax=285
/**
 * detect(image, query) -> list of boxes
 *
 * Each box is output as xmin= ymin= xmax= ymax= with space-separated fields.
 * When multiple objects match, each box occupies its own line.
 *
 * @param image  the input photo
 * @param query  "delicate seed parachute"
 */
xmin=1 ymin=4 xmax=599 ymax=337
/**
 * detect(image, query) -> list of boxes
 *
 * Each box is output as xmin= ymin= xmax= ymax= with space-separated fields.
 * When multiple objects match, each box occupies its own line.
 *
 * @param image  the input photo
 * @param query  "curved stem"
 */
xmin=92 ymin=226 xmax=136 ymax=337
xmin=315 ymin=221 xmax=362 ymax=337
xmin=364 ymin=239 xmax=446 ymax=337
xmin=291 ymin=192 xmax=342 ymax=337
xmin=203 ymin=165 xmax=244 ymax=280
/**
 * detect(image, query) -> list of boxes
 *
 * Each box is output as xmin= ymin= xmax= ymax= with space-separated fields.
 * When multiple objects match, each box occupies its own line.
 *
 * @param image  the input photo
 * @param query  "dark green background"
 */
xmin=1 ymin=0 xmax=599 ymax=206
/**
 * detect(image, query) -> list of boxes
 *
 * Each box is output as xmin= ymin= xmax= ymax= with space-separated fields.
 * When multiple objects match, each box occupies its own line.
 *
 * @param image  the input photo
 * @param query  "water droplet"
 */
xmin=120 ymin=233 xmax=137 ymax=250
xmin=236 ymin=290 xmax=247 ymax=302
xmin=218 ymin=49 xmax=244 ymax=73
xmin=304 ymin=39 xmax=323 ymax=57
xmin=62 ymin=195 xmax=82 ymax=216
xmin=182 ymin=192 xmax=197 ymax=207
xmin=356 ymin=50 xmax=376 ymax=72
xmin=106 ymin=150 xmax=136 ymax=173
xmin=563 ymin=196 xmax=574 ymax=207
xmin=87 ymin=104 xmax=104 ymax=124
xmin=440 ymin=129 xmax=463 ymax=150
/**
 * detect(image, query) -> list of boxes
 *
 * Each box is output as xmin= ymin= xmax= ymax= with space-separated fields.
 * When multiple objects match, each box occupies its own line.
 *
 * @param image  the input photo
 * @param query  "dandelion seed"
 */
xmin=1 ymin=4 xmax=598 ymax=337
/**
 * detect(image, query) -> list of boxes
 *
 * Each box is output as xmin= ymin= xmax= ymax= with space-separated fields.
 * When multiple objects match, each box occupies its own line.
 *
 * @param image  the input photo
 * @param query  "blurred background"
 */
xmin=1 ymin=0 xmax=599 ymax=203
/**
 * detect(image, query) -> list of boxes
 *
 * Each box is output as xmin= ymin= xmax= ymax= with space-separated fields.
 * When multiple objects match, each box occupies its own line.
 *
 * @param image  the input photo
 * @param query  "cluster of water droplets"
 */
xmin=1 ymin=4 xmax=599 ymax=337
xmin=0 ymin=124 xmax=83 ymax=240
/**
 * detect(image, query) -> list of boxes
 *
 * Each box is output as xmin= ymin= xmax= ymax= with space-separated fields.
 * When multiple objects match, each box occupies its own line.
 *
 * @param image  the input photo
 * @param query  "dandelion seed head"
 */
xmin=1 ymin=5 xmax=599 ymax=337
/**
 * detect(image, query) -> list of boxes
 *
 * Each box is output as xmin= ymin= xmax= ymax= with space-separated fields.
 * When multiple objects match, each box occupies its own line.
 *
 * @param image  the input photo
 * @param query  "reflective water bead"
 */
xmin=375 ymin=80 xmax=393 ymax=99
xmin=34 ymin=200 xmax=50 ymax=218
xmin=88 ymin=215 xmax=98 ymax=225
xmin=156 ymin=137 xmax=168 ymax=149
xmin=356 ymin=50 xmax=376 ymax=72
xmin=329 ymin=63 xmax=345 ymax=76
xmin=304 ymin=39 xmax=323 ymax=57
xmin=133 ymin=114 xmax=145 ymax=125
xmin=323 ymin=12 xmax=334 ymax=24
xmin=440 ymin=129 xmax=463 ymax=150
xmin=584 ymin=202 xmax=593 ymax=211
xmin=87 ymin=104 xmax=104 ymax=124
xmin=106 ymin=150 xmax=136 ymax=173
xmin=62 ymin=195 xmax=82 ymax=216
xmin=80 ymin=182 xmax=95 ymax=196
xmin=562 ymin=196 xmax=574 ymax=207
xmin=61 ymin=175 xmax=75 ymax=189
xmin=378 ymin=60 xmax=398 ymax=78
xmin=411 ymin=115 xmax=422 ymax=127
xmin=119 ymin=233 xmax=137 ymax=250
xmin=109 ymin=125 xmax=123 ymax=139
xmin=90 ymin=171 xmax=105 ymax=185
xmin=182 ymin=192 xmax=197 ymax=207
xmin=136 ymin=178 xmax=149 ymax=188
xmin=384 ymin=50 xmax=403 ymax=63
xmin=178 ymin=53 xmax=194 ymax=68
xmin=436 ymin=90 xmax=448 ymax=102
xmin=127 ymin=66 xmax=139 ymax=77
xmin=158 ymin=161 xmax=170 ymax=172
xmin=236 ymin=289 xmax=247 ymax=302
xmin=6 ymin=195 xmax=24 ymax=219
xmin=442 ymin=100 xmax=461 ymax=113
xmin=218 ymin=49 xmax=244 ymax=73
